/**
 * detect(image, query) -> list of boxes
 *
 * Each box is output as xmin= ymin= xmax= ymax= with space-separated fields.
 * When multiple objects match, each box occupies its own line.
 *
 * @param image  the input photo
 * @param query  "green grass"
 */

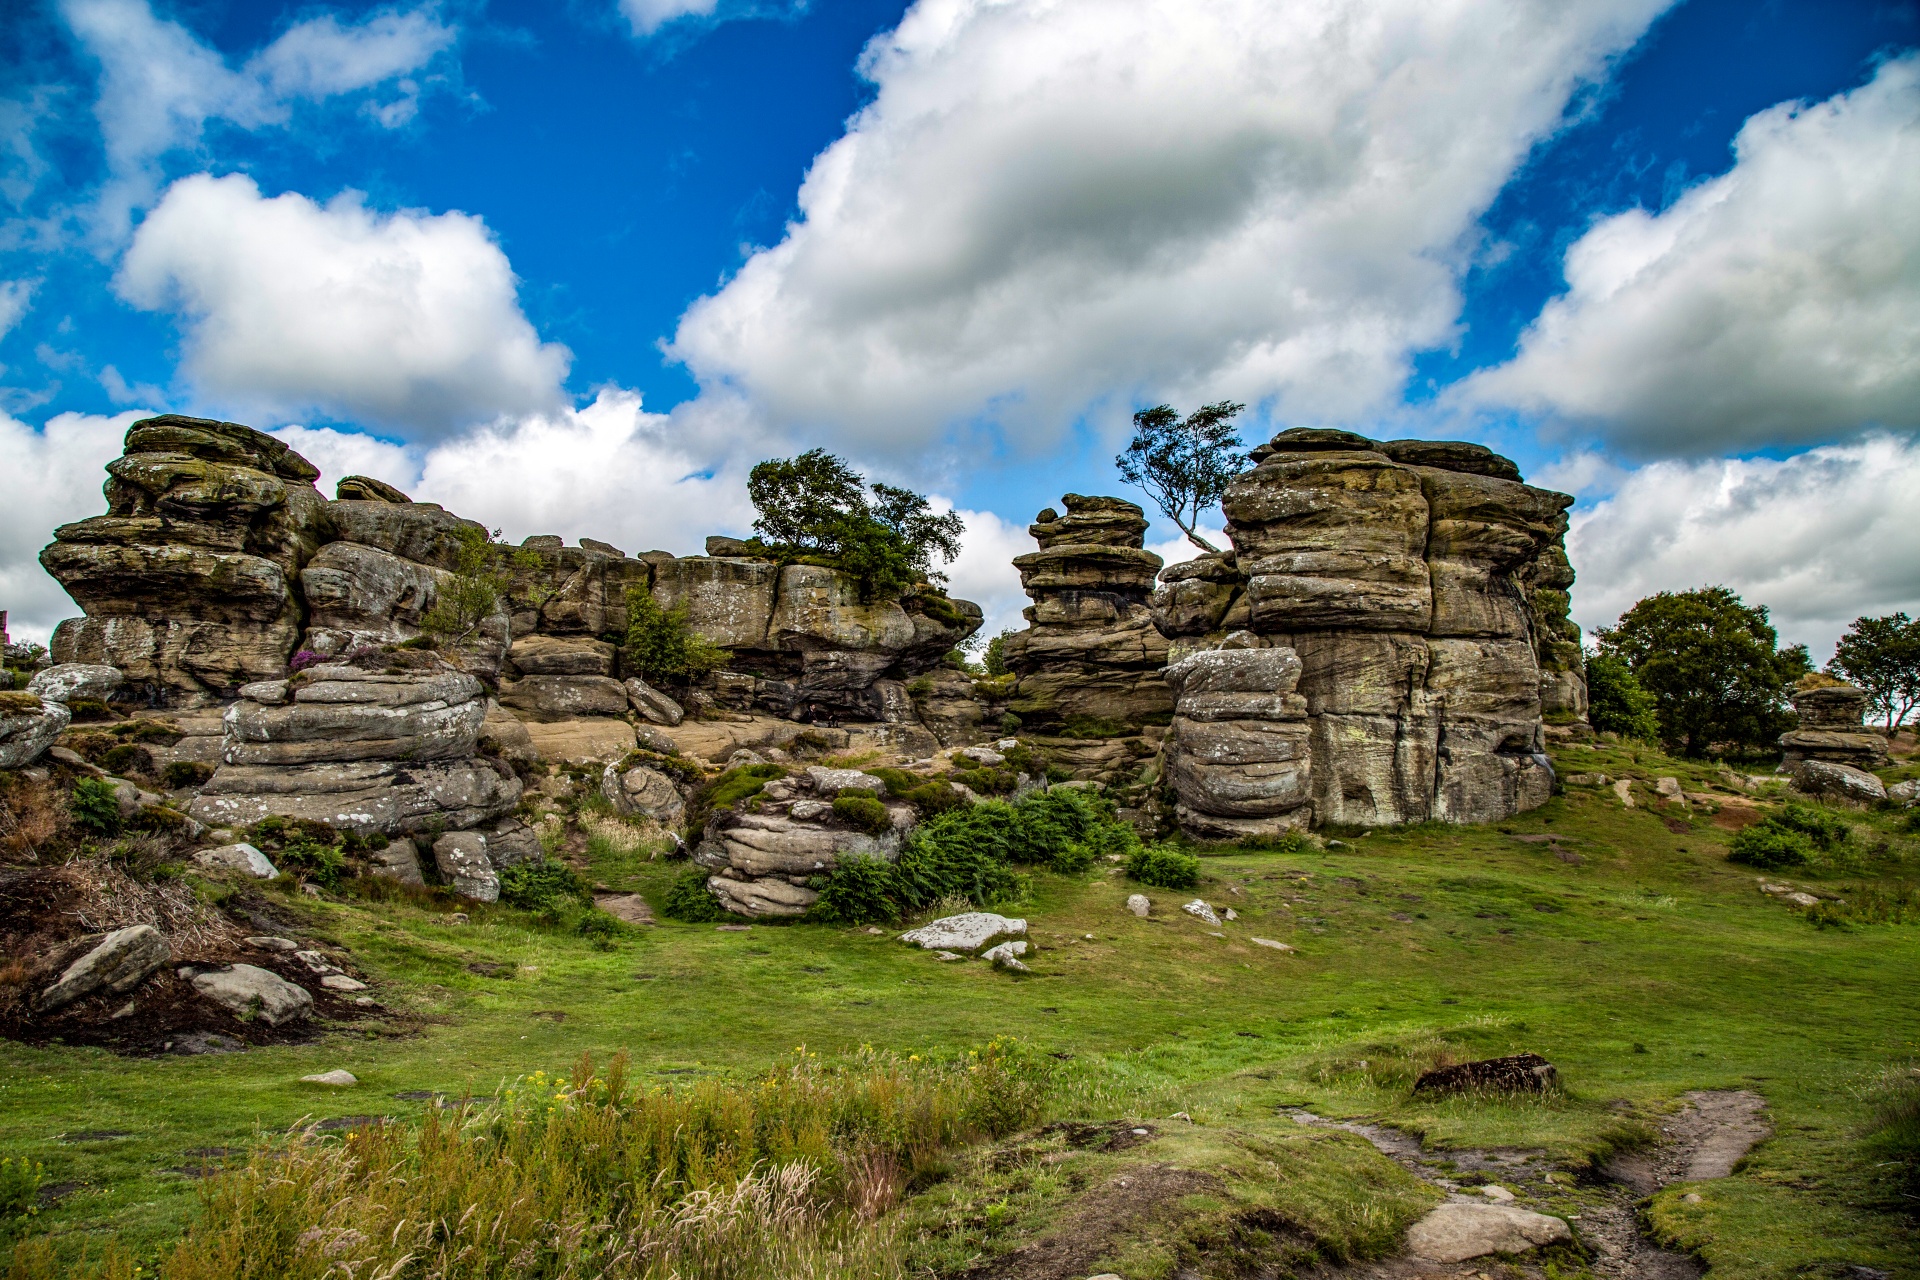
xmin=4 ymin=739 xmax=1919 ymax=1276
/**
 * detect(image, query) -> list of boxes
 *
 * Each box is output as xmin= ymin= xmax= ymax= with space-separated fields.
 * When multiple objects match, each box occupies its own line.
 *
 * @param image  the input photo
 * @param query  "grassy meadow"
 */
xmin=2 ymin=737 xmax=1917 ymax=1278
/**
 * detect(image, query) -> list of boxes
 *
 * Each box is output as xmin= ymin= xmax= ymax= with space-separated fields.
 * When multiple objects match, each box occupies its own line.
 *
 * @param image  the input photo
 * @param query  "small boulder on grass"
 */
xmin=1412 ymin=1053 xmax=1558 ymax=1096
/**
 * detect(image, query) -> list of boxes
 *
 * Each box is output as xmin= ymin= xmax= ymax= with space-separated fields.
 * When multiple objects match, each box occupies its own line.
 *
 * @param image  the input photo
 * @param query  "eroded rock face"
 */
xmin=1162 ymin=645 xmax=1311 ymax=838
xmin=1154 ymin=430 xmax=1565 ymax=831
xmin=1779 ymin=681 xmax=1888 ymax=770
xmin=41 ymin=415 xmax=332 ymax=705
xmin=696 ymin=767 xmax=913 ymax=918
xmin=0 ymin=693 xmax=70 ymax=768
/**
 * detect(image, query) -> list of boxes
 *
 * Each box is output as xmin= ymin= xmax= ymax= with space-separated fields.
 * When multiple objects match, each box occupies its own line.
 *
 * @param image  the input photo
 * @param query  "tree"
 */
xmin=624 ymin=586 xmax=728 ymax=687
xmin=419 ymin=526 xmax=517 ymax=647
xmin=1828 ymin=612 xmax=1920 ymax=730
xmin=1584 ymin=652 xmax=1658 ymax=740
xmin=1114 ymin=401 xmax=1248 ymax=553
xmin=981 ymin=628 xmax=1016 ymax=677
xmin=1592 ymin=587 xmax=1810 ymax=757
xmin=747 ymin=450 xmax=964 ymax=601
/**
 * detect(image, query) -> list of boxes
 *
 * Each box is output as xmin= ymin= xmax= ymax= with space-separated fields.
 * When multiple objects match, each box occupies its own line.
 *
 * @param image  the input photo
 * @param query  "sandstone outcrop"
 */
xmin=1155 ymin=429 xmax=1567 ymax=830
xmin=41 ymin=415 xmax=332 ymax=704
xmin=0 ymin=693 xmax=70 ymax=769
xmin=188 ymin=650 xmax=520 ymax=837
xmin=1779 ymin=678 xmax=1887 ymax=770
xmin=1161 ymin=643 xmax=1311 ymax=838
xmin=695 ymin=766 xmax=914 ymax=918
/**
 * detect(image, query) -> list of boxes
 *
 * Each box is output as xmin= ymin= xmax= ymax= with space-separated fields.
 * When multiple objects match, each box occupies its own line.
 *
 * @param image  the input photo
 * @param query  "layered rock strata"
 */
xmin=41 ymin=415 xmax=331 ymax=705
xmin=1778 ymin=679 xmax=1888 ymax=770
xmin=188 ymin=652 xmax=520 ymax=837
xmin=1003 ymin=495 xmax=1171 ymax=736
xmin=1162 ymin=644 xmax=1311 ymax=838
xmin=694 ymin=765 xmax=913 ymax=918
xmin=1155 ymin=429 xmax=1567 ymax=829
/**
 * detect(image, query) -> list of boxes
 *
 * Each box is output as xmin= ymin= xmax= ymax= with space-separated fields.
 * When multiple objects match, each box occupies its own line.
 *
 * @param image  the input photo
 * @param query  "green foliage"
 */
xmin=1585 ymin=652 xmax=1659 ymax=740
xmin=1594 ymin=587 xmax=1810 ymax=756
xmin=1115 ymin=400 xmax=1247 ymax=553
xmin=623 ymin=586 xmax=729 ymax=686
xmin=832 ymin=792 xmax=893 ymax=835
xmin=982 ymin=629 xmax=1014 ymax=677
xmin=702 ymin=763 xmax=788 ymax=814
xmin=161 ymin=760 xmax=215 ymax=789
xmin=98 ymin=744 xmax=151 ymax=776
xmin=242 ymin=816 xmax=368 ymax=890
xmin=419 ymin=525 xmax=517 ymax=646
xmin=904 ymin=780 xmax=968 ymax=816
xmin=276 ymin=840 xmax=347 ymax=890
xmin=1862 ymin=1065 xmax=1920 ymax=1203
xmin=1008 ymin=787 xmax=1111 ymax=873
xmin=661 ymin=865 xmax=726 ymax=922
xmin=0 ymin=1156 xmax=42 ymax=1228
xmin=1727 ymin=823 xmax=1812 ymax=869
xmin=1241 ymin=829 xmax=1313 ymax=855
xmin=69 ymin=777 xmax=121 ymax=836
xmin=808 ymin=854 xmax=899 ymax=925
xmin=1771 ymin=803 xmax=1853 ymax=853
xmin=862 ymin=768 xmax=919 ymax=798
xmin=572 ymin=909 xmax=624 ymax=949
xmin=499 ymin=860 xmax=591 ymax=912
xmin=747 ymin=449 xmax=965 ymax=601
xmin=1829 ymin=612 xmax=1920 ymax=730
xmin=1126 ymin=843 xmax=1202 ymax=889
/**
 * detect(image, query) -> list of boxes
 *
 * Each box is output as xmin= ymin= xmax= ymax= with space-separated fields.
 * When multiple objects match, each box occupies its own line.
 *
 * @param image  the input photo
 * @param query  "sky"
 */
xmin=1 ymin=0 xmax=1917 ymax=661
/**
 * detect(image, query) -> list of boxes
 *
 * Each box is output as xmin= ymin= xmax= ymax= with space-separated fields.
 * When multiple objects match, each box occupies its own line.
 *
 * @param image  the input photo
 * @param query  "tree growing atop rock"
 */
xmin=419 ymin=526 xmax=526 ymax=647
xmin=1114 ymin=401 xmax=1247 ymax=552
xmin=747 ymin=449 xmax=965 ymax=601
xmin=1593 ymin=587 xmax=1809 ymax=757
xmin=624 ymin=587 xmax=728 ymax=687
xmin=1828 ymin=612 xmax=1920 ymax=730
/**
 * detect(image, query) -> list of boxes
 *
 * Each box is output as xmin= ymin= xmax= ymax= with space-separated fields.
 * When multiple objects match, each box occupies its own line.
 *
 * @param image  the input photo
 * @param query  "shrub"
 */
xmin=0 ymin=1155 xmax=42 ymax=1226
xmin=162 ymin=760 xmax=216 ymax=789
xmin=1771 ymin=802 xmax=1852 ymax=852
xmin=573 ymin=909 xmax=625 ymax=948
xmin=662 ymin=865 xmax=726 ymax=922
xmin=904 ymin=780 xmax=967 ymax=816
xmin=809 ymin=854 xmax=899 ymax=924
xmin=893 ymin=804 xmax=1027 ymax=912
xmin=863 ymin=767 xmax=919 ymax=798
xmin=1728 ymin=823 xmax=1813 ymax=869
xmin=69 ymin=777 xmax=121 ymax=836
xmin=624 ymin=587 xmax=729 ymax=687
xmin=66 ymin=697 xmax=113 ymax=722
xmin=832 ymin=792 xmax=892 ymax=835
xmin=1585 ymin=652 xmax=1659 ymax=740
xmin=499 ymin=860 xmax=590 ymax=911
xmin=277 ymin=839 xmax=348 ymax=889
xmin=1127 ymin=843 xmax=1202 ymax=889
xmin=1242 ymin=829 xmax=1313 ymax=855
xmin=98 ymin=744 xmax=152 ymax=776
xmin=1011 ymin=788 xmax=1107 ymax=873
xmin=701 ymin=763 xmax=787 ymax=813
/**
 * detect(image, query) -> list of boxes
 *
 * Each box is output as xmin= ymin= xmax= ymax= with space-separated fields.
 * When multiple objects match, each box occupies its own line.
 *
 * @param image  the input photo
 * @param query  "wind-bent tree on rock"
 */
xmin=1593 ymin=586 xmax=1810 ymax=757
xmin=1828 ymin=612 xmax=1920 ymax=730
xmin=1114 ymin=401 xmax=1248 ymax=553
xmin=747 ymin=449 xmax=965 ymax=602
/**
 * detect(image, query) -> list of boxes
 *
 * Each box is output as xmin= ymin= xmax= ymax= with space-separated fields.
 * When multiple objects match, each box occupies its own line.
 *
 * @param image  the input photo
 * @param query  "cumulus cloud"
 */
xmin=1463 ymin=55 xmax=1920 ymax=454
xmin=60 ymin=0 xmax=456 ymax=236
xmin=0 ymin=406 xmax=147 ymax=644
xmin=940 ymin=506 xmax=1031 ymax=641
xmin=269 ymin=423 xmax=421 ymax=498
xmin=668 ymin=0 xmax=1669 ymax=454
xmin=117 ymin=173 xmax=571 ymax=436
xmin=1567 ymin=434 xmax=1920 ymax=662
xmin=0 ymin=280 xmax=33 ymax=341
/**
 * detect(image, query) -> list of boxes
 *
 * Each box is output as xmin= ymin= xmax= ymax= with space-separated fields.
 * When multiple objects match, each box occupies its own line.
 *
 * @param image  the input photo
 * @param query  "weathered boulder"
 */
xmin=900 ymin=912 xmax=1027 ymax=954
xmin=26 ymin=663 xmax=124 ymax=704
xmin=508 ymin=635 xmax=616 ymax=676
xmin=505 ymin=538 xmax=654 ymax=637
xmin=1779 ymin=679 xmax=1888 ymax=770
xmin=221 ymin=667 xmax=487 ymax=765
xmin=496 ymin=674 xmax=628 ymax=721
xmin=183 ymin=962 xmax=312 ymax=1024
xmin=708 ymin=874 xmax=817 ymax=918
xmin=189 ymin=759 xmax=520 ymax=837
xmin=193 ymin=842 xmax=278 ymax=878
xmin=369 ymin=838 xmax=423 ymax=883
xmin=34 ymin=924 xmax=171 ymax=1012
xmin=1890 ymin=779 xmax=1920 ymax=807
xmin=433 ymin=831 xmax=498 ymax=901
xmin=625 ymin=677 xmax=684 ymax=726
xmin=1405 ymin=1204 xmax=1571 ymax=1263
xmin=695 ymin=766 xmax=915 ymax=916
xmin=1154 ymin=429 xmax=1567 ymax=831
xmin=600 ymin=763 xmax=686 ymax=826
xmin=0 ymin=693 xmax=70 ymax=768
xmin=299 ymin=541 xmax=509 ymax=678
xmin=1790 ymin=759 xmax=1887 ymax=805
xmin=1161 ymin=645 xmax=1311 ymax=838
xmin=486 ymin=818 xmax=544 ymax=868
xmin=521 ymin=718 xmax=638 ymax=764
xmin=335 ymin=475 xmax=411 ymax=503
xmin=327 ymin=498 xmax=484 ymax=573
xmin=40 ymin=415 xmax=331 ymax=704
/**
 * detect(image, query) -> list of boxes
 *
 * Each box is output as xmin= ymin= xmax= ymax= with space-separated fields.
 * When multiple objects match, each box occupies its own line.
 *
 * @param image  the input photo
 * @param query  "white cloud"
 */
xmin=668 ymin=0 xmax=1669 ymax=455
xmin=940 ymin=505 xmax=1031 ymax=641
xmin=269 ymin=423 xmax=421 ymax=498
xmin=619 ymin=0 xmax=721 ymax=37
xmin=0 ymin=407 xmax=149 ymax=645
xmin=1567 ymin=434 xmax=1920 ymax=663
xmin=60 ymin=0 xmax=456 ymax=237
xmin=117 ymin=173 xmax=571 ymax=435
xmin=1463 ymin=55 xmax=1920 ymax=454
xmin=1148 ymin=524 xmax=1228 ymax=570
xmin=0 ymin=280 xmax=33 ymax=340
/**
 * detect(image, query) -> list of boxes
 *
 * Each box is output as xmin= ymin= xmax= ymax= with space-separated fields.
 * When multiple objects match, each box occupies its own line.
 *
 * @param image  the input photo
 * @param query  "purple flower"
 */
xmin=288 ymin=649 xmax=323 ymax=674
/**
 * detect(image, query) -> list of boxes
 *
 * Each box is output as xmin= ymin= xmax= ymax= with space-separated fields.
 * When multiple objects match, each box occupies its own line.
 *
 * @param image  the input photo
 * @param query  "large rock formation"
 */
xmin=1155 ymin=429 xmax=1570 ymax=830
xmin=1779 ymin=677 xmax=1888 ymax=770
xmin=40 ymin=415 xmax=332 ymax=705
xmin=1161 ymin=644 xmax=1311 ymax=838
xmin=694 ymin=765 xmax=914 ymax=918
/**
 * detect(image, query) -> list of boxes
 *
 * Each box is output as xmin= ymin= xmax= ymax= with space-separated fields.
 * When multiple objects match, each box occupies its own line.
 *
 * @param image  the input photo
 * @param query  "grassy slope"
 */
xmin=3 ymin=739 xmax=1917 ymax=1276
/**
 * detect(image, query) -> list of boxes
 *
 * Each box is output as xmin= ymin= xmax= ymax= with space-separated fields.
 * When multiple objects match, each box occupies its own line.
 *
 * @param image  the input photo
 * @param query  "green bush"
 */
xmin=905 ymin=780 xmax=968 ymax=816
xmin=892 ymin=804 xmax=1027 ymax=912
xmin=662 ymin=865 xmax=726 ymax=922
xmin=98 ymin=743 xmax=152 ymax=776
xmin=832 ymin=791 xmax=893 ymax=835
xmin=500 ymin=860 xmax=590 ymax=911
xmin=573 ymin=909 xmax=624 ymax=948
xmin=0 ymin=1155 xmax=42 ymax=1227
xmin=69 ymin=777 xmax=121 ymax=836
xmin=1127 ymin=843 xmax=1202 ymax=889
xmin=1771 ymin=802 xmax=1852 ymax=852
xmin=809 ymin=854 xmax=900 ymax=924
xmin=701 ymin=763 xmax=787 ymax=813
xmin=624 ymin=587 xmax=729 ymax=687
xmin=1728 ymin=823 xmax=1813 ymax=869
xmin=863 ymin=767 xmax=920 ymax=798
xmin=1585 ymin=651 xmax=1659 ymax=740
xmin=66 ymin=697 xmax=112 ymax=722
xmin=1011 ymin=787 xmax=1107 ymax=873
xmin=162 ymin=760 xmax=215 ymax=789
xmin=278 ymin=839 xmax=348 ymax=890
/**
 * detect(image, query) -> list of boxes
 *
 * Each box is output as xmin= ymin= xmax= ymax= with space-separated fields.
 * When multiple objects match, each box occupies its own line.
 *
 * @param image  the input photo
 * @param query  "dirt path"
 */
xmin=1289 ymin=1090 xmax=1770 ymax=1280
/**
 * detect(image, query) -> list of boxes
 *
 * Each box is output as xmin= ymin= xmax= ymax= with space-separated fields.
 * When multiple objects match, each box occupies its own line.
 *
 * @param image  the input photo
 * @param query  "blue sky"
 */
xmin=3 ymin=0 xmax=1918 ymax=655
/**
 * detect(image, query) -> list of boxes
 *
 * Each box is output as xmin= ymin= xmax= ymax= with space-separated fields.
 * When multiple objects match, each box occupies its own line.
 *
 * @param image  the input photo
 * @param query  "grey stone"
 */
xmin=601 ymin=763 xmax=686 ymax=826
xmin=486 ymin=820 xmax=544 ymax=869
xmin=185 ymin=963 xmax=313 ymax=1025
xmin=35 ymin=924 xmax=171 ymax=1012
xmin=1791 ymin=759 xmax=1887 ymax=804
xmin=496 ymin=675 xmax=628 ymax=721
xmin=0 ymin=696 xmax=70 ymax=769
xmin=708 ymin=874 xmax=818 ymax=918
xmin=300 ymin=1069 xmax=358 ymax=1085
xmin=1182 ymin=900 xmax=1221 ymax=925
xmin=237 ymin=679 xmax=290 ymax=705
xmin=1250 ymin=937 xmax=1295 ymax=952
xmin=223 ymin=691 xmax=486 ymax=765
xmin=26 ymin=663 xmax=124 ymax=704
xmin=1404 ymin=1203 xmax=1571 ymax=1263
xmin=1126 ymin=893 xmax=1151 ymax=917
xmin=508 ymin=634 xmax=616 ymax=677
xmin=957 ymin=746 xmax=1005 ymax=766
xmin=193 ymin=842 xmax=278 ymax=878
xmin=899 ymin=912 xmax=1026 ymax=954
xmin=806 ymin=765 xmax=891 ymax=794
xmin=246 ymin=936 xmax=299 ymax=951
xmin=320 ymin=974 xmax=368 ymax=992
xmin=1889 ymin=778 xmax=1919 ymax=806
xmin=369 ymin=838 xmax=423 ymax=884
xmin=189 ymin=759 xmax=521 ymax=838
xmin=981 ymin=939 xmax=1029 ymax=969
xmin=625 ymin=677 xmax=685 ymax=726
xmin=433 ymin=832 xmax=498 ymax=902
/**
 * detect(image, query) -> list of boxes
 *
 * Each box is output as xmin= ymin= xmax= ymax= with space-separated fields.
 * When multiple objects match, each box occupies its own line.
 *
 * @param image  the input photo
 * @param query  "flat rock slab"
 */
xmin=1405 ymin=1202 xmax=1571 ymax=1262
xmin=594 ymin=892 xmax=656 ymax=924
xmin=521 ymin=717 xmax=637 ymax=764
xmin=900 ymin=912 xmax=1027 ymax=954
xmin=184 ymin=963 xmax=312 ymax=1025
xmin=35 ymin=924 xmax=171 ymax=1013
xmin=301 ymin=1070 xmax=359 ymax=1086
